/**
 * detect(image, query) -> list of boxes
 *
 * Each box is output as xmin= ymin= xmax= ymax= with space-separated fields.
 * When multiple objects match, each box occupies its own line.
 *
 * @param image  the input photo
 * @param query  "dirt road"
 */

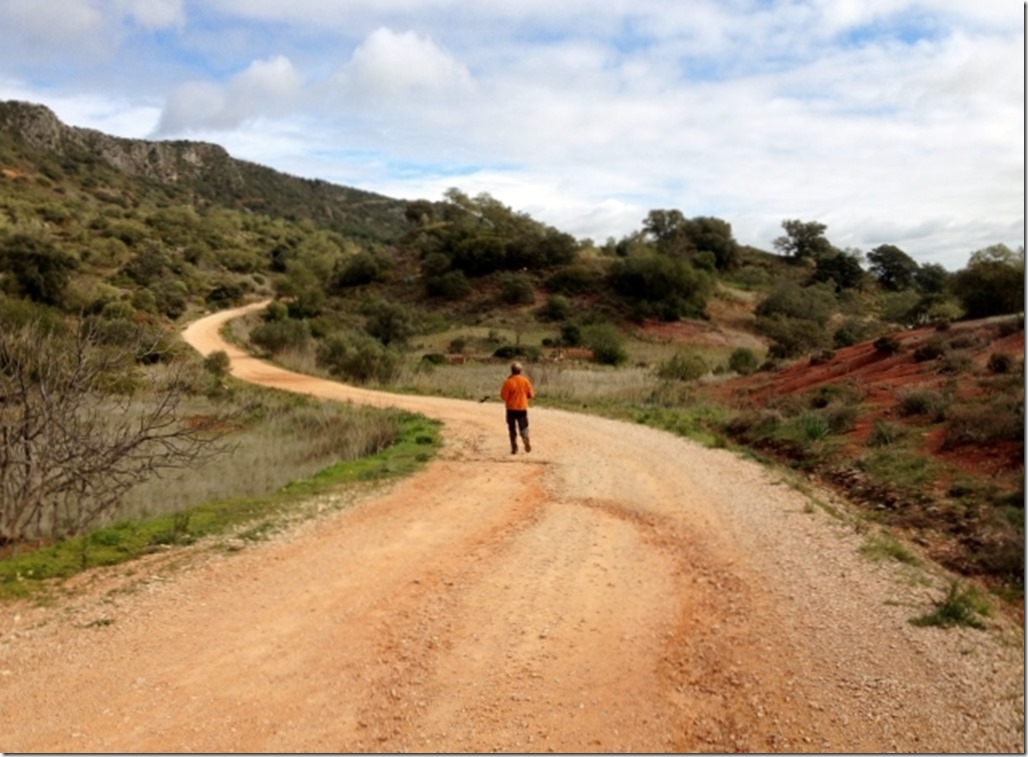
xmin=0 ymin=302 xmax=1022 ymax=752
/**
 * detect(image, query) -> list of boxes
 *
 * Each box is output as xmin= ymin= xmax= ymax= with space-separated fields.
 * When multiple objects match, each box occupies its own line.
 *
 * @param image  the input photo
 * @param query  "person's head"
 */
xmin=510 ymin=361 xmax=522 ymax=375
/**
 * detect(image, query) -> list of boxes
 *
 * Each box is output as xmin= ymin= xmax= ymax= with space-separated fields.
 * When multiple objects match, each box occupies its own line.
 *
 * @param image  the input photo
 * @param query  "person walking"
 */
xmin=500 ymin=361 xmax=534 ymax=454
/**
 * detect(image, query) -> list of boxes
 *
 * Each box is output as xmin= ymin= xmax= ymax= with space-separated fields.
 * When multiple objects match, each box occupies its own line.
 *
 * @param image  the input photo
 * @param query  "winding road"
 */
xmin=0 ymin=302 xmax=1022 ymax=753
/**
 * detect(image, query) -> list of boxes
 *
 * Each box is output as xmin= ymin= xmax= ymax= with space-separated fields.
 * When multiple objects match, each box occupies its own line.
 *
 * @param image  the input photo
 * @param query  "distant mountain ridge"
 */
xmin=0 ymin=100 xmax=412 ymax=242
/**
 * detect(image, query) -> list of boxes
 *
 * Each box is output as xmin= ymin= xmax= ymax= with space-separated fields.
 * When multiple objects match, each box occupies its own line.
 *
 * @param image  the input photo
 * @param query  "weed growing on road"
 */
xmin=860 ymin=532 xmax=921 ymax=566
xmin=911 ymin=580 xmax=991 ymax=630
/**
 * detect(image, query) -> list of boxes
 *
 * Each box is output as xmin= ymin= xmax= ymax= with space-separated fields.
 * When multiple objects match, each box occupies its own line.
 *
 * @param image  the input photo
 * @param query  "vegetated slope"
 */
xmin=702 ymin=313 xmax=1024 ymax=598
xmin=0 ymin=100 xmax=411 ymax=243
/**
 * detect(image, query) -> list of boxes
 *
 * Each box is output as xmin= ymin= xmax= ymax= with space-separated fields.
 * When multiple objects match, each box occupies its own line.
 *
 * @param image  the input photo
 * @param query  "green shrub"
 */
xmin=987 ymin=352 xmax=1018 ymax=374
xmin=938 ymin=352 xmax=973 ymax=375
xmin=536 ymin=294 xmax=572 ymax=322
xmin=809 ymin=349 xmax=835 ymax=365
xmin=873 ymin=334 xmax=902 ymax=355
xmin=728 ymin=347 xmax=759 ymax=375
xmin=426 ymin=270 xmax=472 ymax=300
xmin=833 ymin=318 xmax=871 ymax=348
xmin=583 ymin=323 xmax=628 ymax=366
xmin=560 ymin=323 xmax=583 ymax=347
xmin=657 ymin=351 xmax=708 ymax=382
xmin=546 ymin=264 xmax=601 ymax=294
xmin=898 ymin=389 xmax=948 ymax=422
xmin=251 ymin=318 xmax=311 ymax=355
xmin=757 ymin=314 xmax=830 ymax=359
xmin=867 ymin=419 xmax=904 ymax=447
xmin=910 ymin=581 xmax=990 ymax=630
xmin=499 ymin=272 xmax=535 ymax=305
xmin=264 ymin=300 xmax=289 ymax=322
xmin=203 ymin=350 xmax=231 ymax=378
xmin=913 ymin=337 xmax=947 ymax=362
xmin=316 ymin=333 xmax=401 ymax=384
xmin=942 ymin=398 xmax=1024 ymax=449
xmin=824 ymin=403 xmax=859 ymax=433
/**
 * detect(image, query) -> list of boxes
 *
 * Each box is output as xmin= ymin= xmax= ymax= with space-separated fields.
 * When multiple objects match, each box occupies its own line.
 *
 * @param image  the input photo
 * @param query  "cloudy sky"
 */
xmin=0 ymin=1 xmax=1022 ymax=270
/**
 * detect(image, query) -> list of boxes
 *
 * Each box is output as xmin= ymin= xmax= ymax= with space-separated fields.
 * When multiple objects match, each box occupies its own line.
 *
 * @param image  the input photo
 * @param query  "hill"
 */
xmin=0 ymin=100 xmax=411 ymax=243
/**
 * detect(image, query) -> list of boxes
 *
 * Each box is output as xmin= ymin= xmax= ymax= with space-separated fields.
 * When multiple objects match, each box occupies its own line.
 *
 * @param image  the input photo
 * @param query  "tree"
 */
xmin=952 ymin=244 xmax=1025 ymax=318
xmin=813 ymin=250 xmax=865 ymax=292
xmin=913 ymin=262 xmax=950 ymax=294
xmin=773 ymin=219 xmax=833 ymax=260
xmin=867 ymin=244 xmax=919 ymax=291
xmin=0 ymin=234 xmax=78 ymax=306
xmin=607 ymin=253 xmax=711 ymax=320
xmin=0 ymin=320 xmax=233 ymax=543
xmin=641 ymin=209 xmax=692 ymax=257
xmin=681 ymin=216 xmax=741 ymax=271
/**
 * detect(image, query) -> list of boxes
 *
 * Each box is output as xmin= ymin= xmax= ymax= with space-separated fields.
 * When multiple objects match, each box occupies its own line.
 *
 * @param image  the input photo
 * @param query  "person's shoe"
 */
xmin=524 ymin=439 xmax=531 ymax=453
xmin=511 ymin=446 xmax=518 ymax=454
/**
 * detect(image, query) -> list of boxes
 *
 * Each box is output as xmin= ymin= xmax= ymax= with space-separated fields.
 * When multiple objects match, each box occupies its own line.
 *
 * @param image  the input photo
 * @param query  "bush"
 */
xmin=942 ymin=398 xmax=1024 ymax=449
xmin=873 ymin=334 xmax=902 ymax=355
xmin=913 ymin=337 xmax=947 ymax=362
xmin=426 ymin=271 xmax=471 ymax=300
xmin=203 ymin=350 xmax=231 ymax=378
xmin=824 ymin=403 xmax=859 ymax=433
xmin=898 ymin=390 xmax=948 ymax=422
xmin=987 ymin=352 xmax=1017 ymax=374
xmin=938 ymin=352 xmax=973 ymax=375
xmin=493 ymin=344 xmax=541 ymax=361
xmin=607 ymin=253 xmax=710 ymax=321
xmin=809 ymin=349 xmax=836 ymax=366
xmin=833 ymin=318 xmax=870 ymax=348
xmin=658 ymin=351 xmax=708 ymax=382
xmin=251 ymin=318 xmax=310 ymax=355
xmin=333 ymin=251 xmax=389 ymax=288
xmin=728 ymin=347 xmax=759 ymax=375
xmin=755 ymin=281 xmax=836 ymax=325
xmin=362 ymin=300 xmax=417 ymax=347
xmin=536 ymin=294 xmax=572 ymax=322
xmin=316 ymin=333 xmax=401 ymax=384
xmin=867 ymin=419 xmax=904 ymax=447
xmin=758 ymin=315 xmax=830 ymax=359
xmin=560 ymin=322 xmax=583 ymax=347
xmin=546 ymin=265 xmax=601 ymax=295
xmin=583 ymin=323 xmax=628 ymax=366
xmin=499 ymin=272 xmax=536 ymax=305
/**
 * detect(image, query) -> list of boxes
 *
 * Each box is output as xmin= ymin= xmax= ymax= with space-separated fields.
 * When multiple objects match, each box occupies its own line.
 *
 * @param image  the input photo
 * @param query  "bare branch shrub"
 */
xmin=0 ymin=319 xmax=234 ymax=543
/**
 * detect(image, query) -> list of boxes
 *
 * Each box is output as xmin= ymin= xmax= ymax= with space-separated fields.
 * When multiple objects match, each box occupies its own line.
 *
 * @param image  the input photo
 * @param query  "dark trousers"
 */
xmin=506 ymin=409 xmax=529 ymax=446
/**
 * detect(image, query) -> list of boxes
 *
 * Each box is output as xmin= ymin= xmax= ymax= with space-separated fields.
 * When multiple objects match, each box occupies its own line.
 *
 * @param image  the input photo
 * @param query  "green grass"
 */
xmin=911 ymin=581 xmax=991 ymax=630
xmin=0 ymin=412 xmax=440 ymax=600
xmin=861 ymin=532 xmax=922 ymax=566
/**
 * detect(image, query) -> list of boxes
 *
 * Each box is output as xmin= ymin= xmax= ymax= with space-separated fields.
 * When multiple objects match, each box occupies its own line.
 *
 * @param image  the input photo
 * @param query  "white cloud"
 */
xmin=335 ymin=28 xmax=474 ymax=104
xmin=0 ymin=0 xmax=108 ymax=61
xmin=116 ymin=0 xmax=185 ymax=30
xmin=155 ymin=55 xmax=303 ymax=134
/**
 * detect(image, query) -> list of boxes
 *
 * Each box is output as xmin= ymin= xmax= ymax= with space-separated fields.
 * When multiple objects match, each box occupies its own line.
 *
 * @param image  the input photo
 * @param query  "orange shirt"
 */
xmin=500 ymin=374 xmax=534 ymax=410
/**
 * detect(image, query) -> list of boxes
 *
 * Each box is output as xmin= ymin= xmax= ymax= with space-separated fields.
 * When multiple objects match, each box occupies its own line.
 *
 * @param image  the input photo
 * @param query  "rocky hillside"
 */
xmin=0 ymin=100 xmax=411 ymax=242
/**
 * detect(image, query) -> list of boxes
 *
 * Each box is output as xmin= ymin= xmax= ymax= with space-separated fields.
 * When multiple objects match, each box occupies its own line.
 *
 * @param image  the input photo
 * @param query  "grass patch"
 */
xmin=0 ymin=412 xmax=441 ymax=601
xmin=911 ymin=580 xmax=991 ymax=630
xmin=861 ymin=532 xmax=921 ymax=566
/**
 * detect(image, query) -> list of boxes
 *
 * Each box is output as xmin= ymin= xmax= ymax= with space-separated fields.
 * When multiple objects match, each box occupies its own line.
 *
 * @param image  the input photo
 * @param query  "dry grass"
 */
xmin=396 ymin=359 xmax=660 ymax=404
xmin=119 ymin=388 xmax=402 ymax=522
